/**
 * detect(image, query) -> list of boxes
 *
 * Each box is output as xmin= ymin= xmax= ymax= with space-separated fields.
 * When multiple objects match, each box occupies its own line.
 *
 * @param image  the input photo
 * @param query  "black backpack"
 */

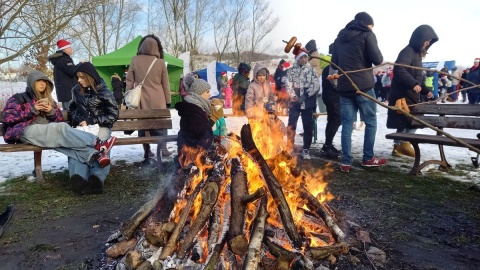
xmin=1 ymin=92 xmax=32 ymax=141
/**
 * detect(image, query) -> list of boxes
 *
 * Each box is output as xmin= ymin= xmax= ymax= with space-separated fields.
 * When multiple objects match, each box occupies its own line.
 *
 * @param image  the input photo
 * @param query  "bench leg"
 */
xmin=438 ymin=145 xmax=451 ymax=170
xmin=143 ymin=144 xmax=151 ymax=162
xmin=34 ymin=151 xmax=45 ymax=183
xmin=410 ymin=143 xmax=422 ymax=175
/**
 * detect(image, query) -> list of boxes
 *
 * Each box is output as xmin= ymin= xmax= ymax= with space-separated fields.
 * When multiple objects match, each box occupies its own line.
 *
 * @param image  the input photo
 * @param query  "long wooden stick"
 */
xmin=242 ymin=196 xmax=268 ymax=270
xmin=314 ymin=57 xmax=480 ymax=155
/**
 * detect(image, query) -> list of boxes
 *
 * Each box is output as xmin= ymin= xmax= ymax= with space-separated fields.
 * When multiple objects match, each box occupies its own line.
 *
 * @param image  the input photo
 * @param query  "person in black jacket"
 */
xmin=48 ymin=39 xmax=77 ymax=110
xmin=68 ymin=62 xmax=119 ymax=195
xmin=175 ymin=74 xmax=224 ymax=169
xmin=387 ymin=25 xmax=438 ymax=158
xmin=111 ymin=73 xmax=124 ymax=109
xmin=331 ymin=12 xmax=386 ymax=172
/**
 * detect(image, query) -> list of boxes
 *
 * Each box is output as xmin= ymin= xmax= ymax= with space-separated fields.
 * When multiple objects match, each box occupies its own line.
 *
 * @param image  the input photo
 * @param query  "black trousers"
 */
xmin=287 ymin=107 xmax=314 ymax=151
xmin=323 ymin=99 xmax=341 ymax=146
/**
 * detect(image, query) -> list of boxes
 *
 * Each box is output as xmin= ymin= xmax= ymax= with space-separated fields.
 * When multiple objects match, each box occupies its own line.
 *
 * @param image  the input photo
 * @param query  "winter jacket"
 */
xmin=68 ymin=81 xmax=119 ymax=129
xmin=111 ymin=74 xmax=124 ymax=100
xmin=232 ymin=72 xmax=250 ymax=110
xmin=274 ymin=60 xmax=288 ymax=91
xmin=387 ymin=24 xmax=438 ymax=130
xmin=285 ymin=62 xmax=320 ymax=110
xmin=175 ymin=101 xmax=214 ymax=152
xmin=126 ymin=37 xmax=171 ymax=109
xmin=331 ymin=20 xmax=383 ymax=96
xmin=321 ymin=65 xmax=340 ymax=105
xmin=466 ymin=67 xmax=480 ymax=94
xmin=2 ymin=74 xmax=63 ymax=143
xmin=245 ymin=63 xmax=274 ymax=118
xmin=48 ymin=50 xmax=76 ymax=102
xmin=213 ymin=117 xmax=227 ymax=137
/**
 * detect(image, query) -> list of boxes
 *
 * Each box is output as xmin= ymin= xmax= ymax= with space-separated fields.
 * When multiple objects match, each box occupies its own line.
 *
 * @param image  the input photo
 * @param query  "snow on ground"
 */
xmin=1 ymin=81 xmax=479 ymax=184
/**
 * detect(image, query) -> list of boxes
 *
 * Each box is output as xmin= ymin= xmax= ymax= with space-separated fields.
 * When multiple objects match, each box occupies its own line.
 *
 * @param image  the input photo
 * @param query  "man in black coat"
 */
xmin=48 ymin=39 xmax=77 ymax=110
xmin=331 ymin=12 xmax=386 ymax=172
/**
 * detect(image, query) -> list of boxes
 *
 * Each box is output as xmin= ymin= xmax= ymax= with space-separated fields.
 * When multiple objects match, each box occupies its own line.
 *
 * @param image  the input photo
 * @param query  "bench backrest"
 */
xmin=410 ymin=104 xmax=480 ymax=130
xmin=0 ymin=109 xmax=173 ymax=136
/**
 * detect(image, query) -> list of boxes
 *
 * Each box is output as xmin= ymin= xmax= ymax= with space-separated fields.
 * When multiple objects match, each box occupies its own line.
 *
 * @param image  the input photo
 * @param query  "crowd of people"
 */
xmin=3 ymin=12 xmax=480 ymax=194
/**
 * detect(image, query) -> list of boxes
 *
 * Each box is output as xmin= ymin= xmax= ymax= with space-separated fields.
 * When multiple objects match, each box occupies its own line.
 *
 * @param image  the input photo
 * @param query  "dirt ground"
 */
xmin=0 ymin=155 xmax=479 ymax=270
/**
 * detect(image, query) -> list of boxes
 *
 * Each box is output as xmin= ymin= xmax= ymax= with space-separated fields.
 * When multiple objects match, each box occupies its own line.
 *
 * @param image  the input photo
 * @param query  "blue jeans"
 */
xmin=394 ymin=128 xmax=416 ymax=145
xmin=340 ymin=89 xmax=377 ymax=165
xmin=66 ymin=127 xmax=111 ymax=182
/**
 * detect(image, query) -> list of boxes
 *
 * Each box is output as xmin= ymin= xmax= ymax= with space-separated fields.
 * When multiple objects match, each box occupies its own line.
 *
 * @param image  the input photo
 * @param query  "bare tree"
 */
xmin=229 ymin=0 xmax=249 ymax=64
xmin=212 ymin=0 xmax=236 ymax=62
xmin=0 ymin=0 xmax=97 ymax=67
xmin=246 ymin=0 xmax=278 ymax=63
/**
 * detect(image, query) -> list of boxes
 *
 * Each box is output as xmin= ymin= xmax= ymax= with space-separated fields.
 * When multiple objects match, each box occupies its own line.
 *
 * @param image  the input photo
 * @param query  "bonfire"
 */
xmin=103 ymin=108 xmax=348 ymax=270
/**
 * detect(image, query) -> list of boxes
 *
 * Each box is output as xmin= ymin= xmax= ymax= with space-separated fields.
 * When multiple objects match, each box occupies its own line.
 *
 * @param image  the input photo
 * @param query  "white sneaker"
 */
xmin=358 ymin=121 xmax=365 ymax=131
xmin=302 ymin=149 xmax=311 ymax=160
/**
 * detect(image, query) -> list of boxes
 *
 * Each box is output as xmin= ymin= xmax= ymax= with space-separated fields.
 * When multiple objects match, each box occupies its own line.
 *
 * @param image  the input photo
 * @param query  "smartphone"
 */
xmin=38 ymin=98 xmax=49 ymax=105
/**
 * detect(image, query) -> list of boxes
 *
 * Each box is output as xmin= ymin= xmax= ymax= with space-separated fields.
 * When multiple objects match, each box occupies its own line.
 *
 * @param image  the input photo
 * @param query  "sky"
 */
xmin=1 ymin=82 xmax=479 ymax=184
xmin=266 ymin=0 xmax=480 ymax=67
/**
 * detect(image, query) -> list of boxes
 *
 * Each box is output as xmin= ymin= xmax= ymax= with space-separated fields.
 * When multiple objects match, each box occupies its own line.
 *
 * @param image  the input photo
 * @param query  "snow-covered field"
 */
xmin=1 ymin=81 xmax=479 ymax=184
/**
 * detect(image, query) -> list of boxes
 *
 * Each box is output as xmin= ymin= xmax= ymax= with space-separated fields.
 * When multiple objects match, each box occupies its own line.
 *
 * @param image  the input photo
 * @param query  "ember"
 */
xmin=104 ymin=111 xmax=348 ymax=269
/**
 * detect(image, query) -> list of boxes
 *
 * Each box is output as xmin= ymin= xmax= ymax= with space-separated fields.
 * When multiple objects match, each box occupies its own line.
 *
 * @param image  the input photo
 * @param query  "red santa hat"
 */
xmin=57 ymin=39 xmax=72 ymax=50
xmin=294 ymin=49 xmax=308 ymax=62
xmin=221 ymin=71 xmax=227 ymax=76
xmin=282 ymin=62 xmax=291 ymax=69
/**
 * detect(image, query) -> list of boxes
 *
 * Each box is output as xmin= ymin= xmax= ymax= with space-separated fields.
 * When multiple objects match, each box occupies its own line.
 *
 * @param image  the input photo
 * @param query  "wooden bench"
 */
xmin=0 ymin=109 xmax=177 ymax=183
xmin=385 ymin=104 xmax=480 ymax=175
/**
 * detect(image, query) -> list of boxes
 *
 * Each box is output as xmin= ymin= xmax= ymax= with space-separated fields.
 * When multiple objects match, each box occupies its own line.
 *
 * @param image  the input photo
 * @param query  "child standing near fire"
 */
xmin=245 ymin=63 xmax=274 ymax=120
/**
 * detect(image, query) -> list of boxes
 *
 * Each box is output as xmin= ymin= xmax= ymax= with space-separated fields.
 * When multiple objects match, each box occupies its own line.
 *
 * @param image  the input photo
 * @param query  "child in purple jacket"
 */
xmin=2 ymin=70 xmax=116 ymax=194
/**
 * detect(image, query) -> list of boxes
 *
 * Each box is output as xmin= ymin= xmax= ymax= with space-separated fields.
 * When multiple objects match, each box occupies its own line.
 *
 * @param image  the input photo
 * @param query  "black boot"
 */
xmin=71 ymin=174 xmax=88 ymax=195
xmin=85 ymin=175 xmax=103 ymax=195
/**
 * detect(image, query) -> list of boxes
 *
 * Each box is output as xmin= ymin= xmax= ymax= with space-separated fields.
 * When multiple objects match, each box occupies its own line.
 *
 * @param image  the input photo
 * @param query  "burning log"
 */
xmin=177 ymin=181 xmax=220 ymax=259
xmin=125 ymin=250 xmax=144 ymax=269
xmin=264 ymin=237 xmax=297 ymax=263
xmin=241 ymin=124 xmax=302 ymax=248
xmin=228 ymin=158 xmax=249 ymax=254
xmin=308 ymin=242 xmax=349 ymax=260
xmin=106 ymin=238 xmax=138 ymax=258
xmin=204 ymin=198 xmax=231 ymax=270
xmin=159 ymin=179 xmax=206 ymax=260
xmin=242 ymin=196 xmax=268 ymax=270
xmin=298 ymin=186 xmax=346 ymax=242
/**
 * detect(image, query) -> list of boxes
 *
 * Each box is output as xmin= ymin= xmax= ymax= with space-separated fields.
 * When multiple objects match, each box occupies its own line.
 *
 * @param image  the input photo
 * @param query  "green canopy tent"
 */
xmin=92 ymin=36 xmax=184 ymax=104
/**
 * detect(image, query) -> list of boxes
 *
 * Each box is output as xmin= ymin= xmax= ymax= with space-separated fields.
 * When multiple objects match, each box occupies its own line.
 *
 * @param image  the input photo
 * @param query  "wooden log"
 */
xmin=106 ymin=238 xmax=138 ymax=258
xmin=241 ymin=124 xmax=302 ymax=248
xmin=298 ymin=186 xmax=346 ymax=242
xmin=177 ymin=181 xmax=220 ymax=259
xmin=144 ymin=221 xmax=175 ymax=247
xmin=204 ymin=197 xmax=231 ymax=270
xmin=264 ymin=237 xmax=297 ymax=263
xmin=228 ymin=158 xmax=249 ymax=253
xmin=242 ymin=196 xmax=268 ymax=270
xmin=243 ymin=187 xmax=266 ymax=204
xmin=159 ymin=179 xmax=205 ymax=260
xmin=308 ymin=242 xmax=349 ymax=260
xmin=125 ymin=250 xmax=144 ymax=269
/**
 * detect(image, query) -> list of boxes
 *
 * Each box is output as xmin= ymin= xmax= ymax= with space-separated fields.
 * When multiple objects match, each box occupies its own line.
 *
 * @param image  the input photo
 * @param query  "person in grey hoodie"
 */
xmin=245 ymin=63 xmax=274 ymax=119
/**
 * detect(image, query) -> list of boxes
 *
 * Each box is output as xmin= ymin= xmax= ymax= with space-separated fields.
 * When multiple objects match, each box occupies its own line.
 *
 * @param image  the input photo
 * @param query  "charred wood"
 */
xmin=308 ymin=242 xmax=349 ymax=260
xmin=228 ymin=158 xmax=249 ymax=253
xmin=242 ymin=196 xmax=268 ymax=270
xmin=241 ymin=124 xmax=302 ymax=248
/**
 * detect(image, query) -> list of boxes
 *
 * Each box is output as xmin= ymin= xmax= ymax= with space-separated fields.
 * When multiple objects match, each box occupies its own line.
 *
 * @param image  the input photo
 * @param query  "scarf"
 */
xmin=184 ymin=93 xmax=211 ymax=115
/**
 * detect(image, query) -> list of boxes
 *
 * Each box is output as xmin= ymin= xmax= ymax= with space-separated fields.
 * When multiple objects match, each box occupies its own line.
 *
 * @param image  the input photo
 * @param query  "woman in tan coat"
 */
xmin=125 ymin=35 xmax=172 ymax=159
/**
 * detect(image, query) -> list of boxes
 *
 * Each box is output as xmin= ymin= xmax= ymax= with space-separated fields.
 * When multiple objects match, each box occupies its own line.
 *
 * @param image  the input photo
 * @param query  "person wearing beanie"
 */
xmin=285 ymin=43 xmax=320 ymax=160
xmin=245 ymin=63 xmax=273 ymax=119
xmin=331 ymin=11 xmax=386 ymax=172
xmin=232 ymin=62 xmax=251 ymax=115
xmin=2 ymin=70 xmax=118 ymax=195
xmin=305 ymin=39 xmax=326 ymax=114
xmin=387 ymin=24 xmax=438 ymax=158
xmin=175 ymin=74 xmax=224 ymax=168
xmin=466 ymin=58 xmax=480 ymax=104
xmin=48 ymin=39 xmax=77 ymax=110
xmin=67 ymin=62 xmax=119 ymax=194
xmin=273 ymin=59 xmax=291 ymax=114
xmin=125 ymin=35 xmax=172 ymax=158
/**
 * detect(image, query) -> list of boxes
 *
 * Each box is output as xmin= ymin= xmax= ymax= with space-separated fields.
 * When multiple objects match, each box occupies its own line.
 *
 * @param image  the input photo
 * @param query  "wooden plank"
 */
xmin=112 ymin=119 xmax=172 ymax=131
xmin=118 ymin=109 xmax=171 ymax=119
xmin=385 ymin=133 xmax=480 ymax=147
xmin=411 ymin=104 xmax=480 ymax=116
xmin=412 ymin=116 xmax=480 ymax=129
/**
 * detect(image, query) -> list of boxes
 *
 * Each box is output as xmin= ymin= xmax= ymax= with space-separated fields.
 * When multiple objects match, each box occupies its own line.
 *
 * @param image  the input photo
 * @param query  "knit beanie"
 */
xmin=355 ymin=12 xmax=374 ymax=26
xmin=305 ymin=40 xmax=317 ymax=53
xmin=238 ymin=62 xmax=251 ymax=74
xmin=75 ymin=62 xmax=102 ymax=85
xmin=183 ymin=73 xmax=211 ymax=95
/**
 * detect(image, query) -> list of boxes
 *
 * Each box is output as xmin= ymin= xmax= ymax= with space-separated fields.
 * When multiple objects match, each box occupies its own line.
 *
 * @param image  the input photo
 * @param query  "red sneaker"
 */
xmin=97 ymin=152 xmax=111 ymax=168
xmin=340 ymin=164 xmax=351 ymax=173
xmin=362 ymin=157 xmax=387 ymax=167
xmin=95 ymin=136 xmax=117 ymax=155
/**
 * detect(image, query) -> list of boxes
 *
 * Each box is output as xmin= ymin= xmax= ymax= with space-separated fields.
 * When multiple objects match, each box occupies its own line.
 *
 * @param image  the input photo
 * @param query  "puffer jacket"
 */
xmin=331 ymin=20 xmax=383 ymax=96
xmin=47 ymin=51 xmax=76 ymax=102
xmin=68 ymin=81 xmax=119 ymax=128
xmin=2 ymin=83 xmax=63 ymax=144
xmin=245 ymin=63 xmax=274 ymax=118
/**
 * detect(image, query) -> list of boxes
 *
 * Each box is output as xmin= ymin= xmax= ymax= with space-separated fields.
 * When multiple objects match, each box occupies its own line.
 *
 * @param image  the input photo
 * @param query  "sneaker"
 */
xmin=362 ymin=157 xmax=387 ymax=167
xmin=71 ymin=174 xmax=87 ymax=195
xmin=302 ymin=149 xmax=311 ymax=160
xmin=85 ymin=175 xmax=103 ymax=195
xmin=321 ymin=144 xmax=341 ymax=158
xmin=95 ymin=136 xmax=117 ymax=155
xmin=97 ymin=152 xmax=111 ymax=168
xmin=340 ymin=164 xmax=351 ymax=172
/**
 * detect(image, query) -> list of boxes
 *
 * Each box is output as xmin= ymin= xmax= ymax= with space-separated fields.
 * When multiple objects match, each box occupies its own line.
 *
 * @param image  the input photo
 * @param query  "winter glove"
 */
xmin=166 ymin=103 xmax=171 ymax=109
xmin=210 ymin=104 xmax=224 ymax=122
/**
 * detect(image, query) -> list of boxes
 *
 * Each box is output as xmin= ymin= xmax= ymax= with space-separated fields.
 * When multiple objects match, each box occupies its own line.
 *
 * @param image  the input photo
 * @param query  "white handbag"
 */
xmin=124 ymin=58 xmax=157 ymax=108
